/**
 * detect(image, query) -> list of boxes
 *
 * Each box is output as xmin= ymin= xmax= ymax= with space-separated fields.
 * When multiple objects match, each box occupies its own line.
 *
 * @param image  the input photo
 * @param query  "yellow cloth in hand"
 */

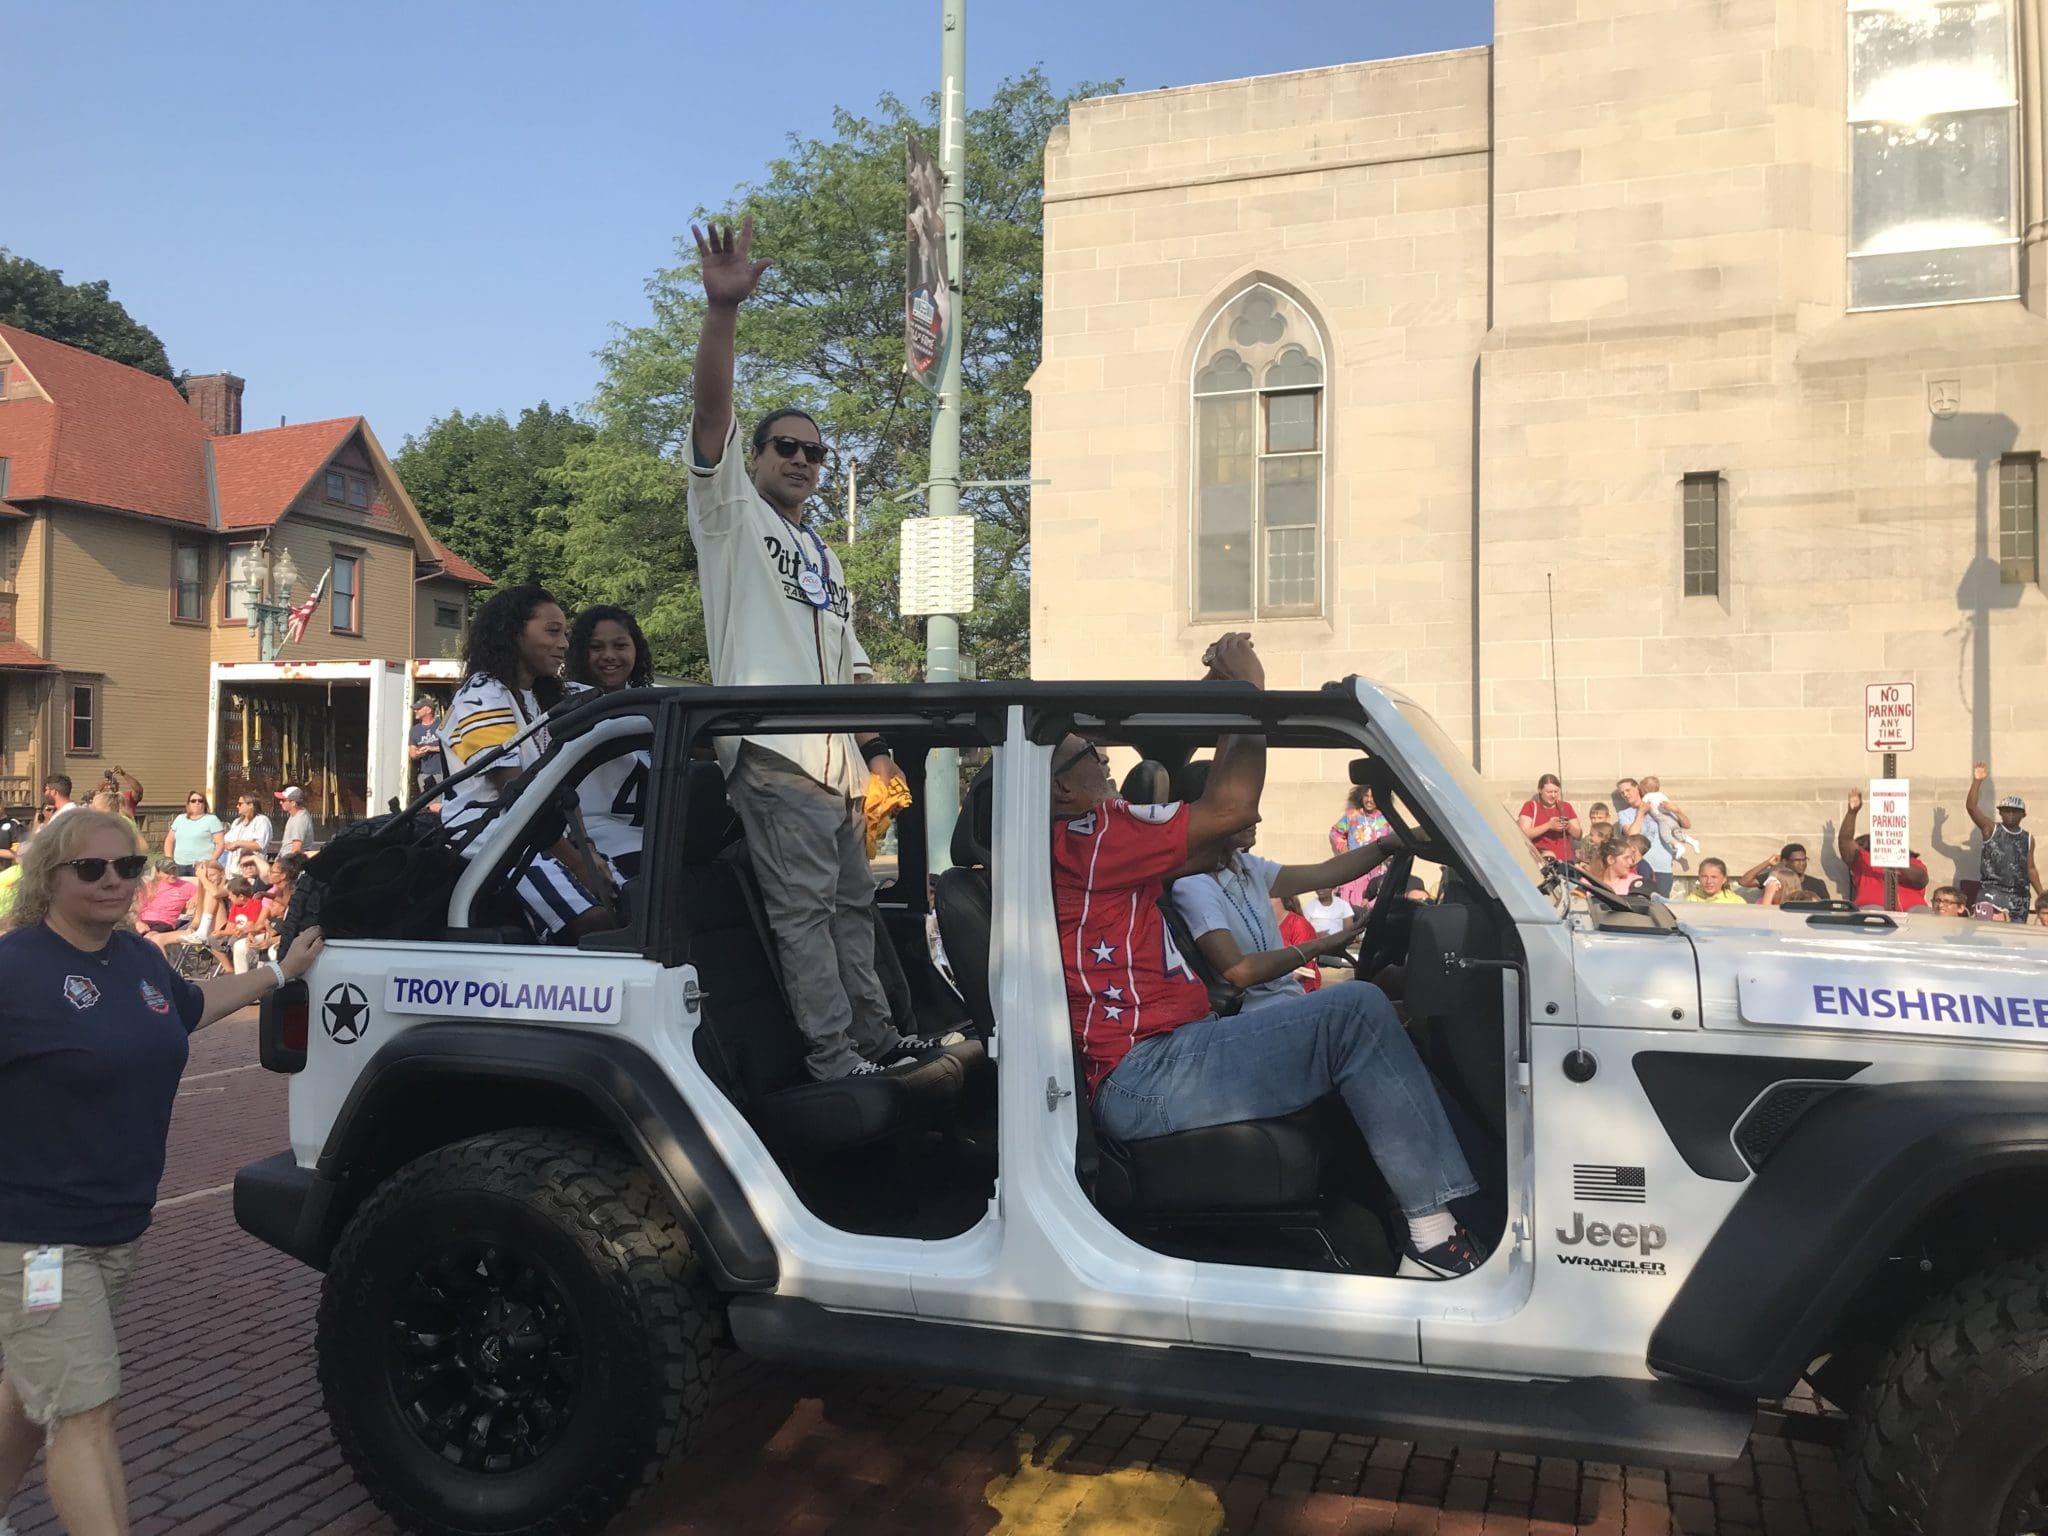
xmin=864 ymin=773 xmax=914 ymax=858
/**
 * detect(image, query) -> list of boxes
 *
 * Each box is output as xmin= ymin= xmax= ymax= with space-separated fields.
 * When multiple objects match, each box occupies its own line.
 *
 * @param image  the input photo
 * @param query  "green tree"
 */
xmin=0 ymin=250 xmax=175 ymax=379
xmin=562 ymin=68 xmax=1113 ymax=680
xmin=394 ymin=404 xmax=594 ymax=598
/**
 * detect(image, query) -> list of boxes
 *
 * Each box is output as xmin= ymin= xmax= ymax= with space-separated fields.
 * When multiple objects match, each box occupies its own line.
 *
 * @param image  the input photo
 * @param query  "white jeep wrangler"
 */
xmin=234 ymin=677 xmax=2048 ymax=1536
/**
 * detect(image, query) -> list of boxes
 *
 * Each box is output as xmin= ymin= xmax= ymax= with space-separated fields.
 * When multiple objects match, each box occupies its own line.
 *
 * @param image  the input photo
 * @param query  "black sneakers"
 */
xmin=1396 ymin=1231 xmax=1486 ymax=1279
xmin=849 ymin=1032 xmax=968 ymax=1076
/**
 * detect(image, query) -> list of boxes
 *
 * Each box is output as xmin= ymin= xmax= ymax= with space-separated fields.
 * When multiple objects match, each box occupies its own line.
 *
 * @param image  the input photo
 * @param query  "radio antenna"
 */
xmin=1546 ymin=572 xmax=1564 ymax=782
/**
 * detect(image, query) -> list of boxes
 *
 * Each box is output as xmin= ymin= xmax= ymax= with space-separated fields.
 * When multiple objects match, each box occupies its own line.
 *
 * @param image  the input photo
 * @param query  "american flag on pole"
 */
xmin=284 ymin=570 xmax=329 ymax=646
xmin=1572 ymin=1164 xmax=1647 ymax=1204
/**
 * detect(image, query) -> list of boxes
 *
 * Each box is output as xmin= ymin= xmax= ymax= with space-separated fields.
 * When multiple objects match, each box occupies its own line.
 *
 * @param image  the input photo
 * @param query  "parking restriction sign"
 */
xmin=1865 ymin=683 xmax=1914 ymax=754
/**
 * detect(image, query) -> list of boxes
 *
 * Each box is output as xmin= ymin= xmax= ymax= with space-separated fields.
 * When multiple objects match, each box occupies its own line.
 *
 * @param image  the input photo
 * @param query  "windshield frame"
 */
xmin=1378 ymin=696 xmax=1556 ymax=916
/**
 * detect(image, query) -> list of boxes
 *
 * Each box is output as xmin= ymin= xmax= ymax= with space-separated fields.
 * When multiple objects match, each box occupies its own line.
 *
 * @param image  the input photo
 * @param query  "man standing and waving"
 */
xmin=687 ymin=217 xmax=954 ymax=1081
xmin=1966 ymin=762 xmax=2040 ymax=923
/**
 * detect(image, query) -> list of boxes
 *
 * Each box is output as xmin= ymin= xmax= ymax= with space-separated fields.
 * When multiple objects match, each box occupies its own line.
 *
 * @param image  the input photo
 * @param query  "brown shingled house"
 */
xmin=0 ymin=323 xmax=490 ymax=817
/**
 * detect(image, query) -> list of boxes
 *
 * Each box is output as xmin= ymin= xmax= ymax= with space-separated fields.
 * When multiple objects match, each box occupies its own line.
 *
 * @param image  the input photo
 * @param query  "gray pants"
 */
xmin=729 ymin=745 xmax=905 ymax=1079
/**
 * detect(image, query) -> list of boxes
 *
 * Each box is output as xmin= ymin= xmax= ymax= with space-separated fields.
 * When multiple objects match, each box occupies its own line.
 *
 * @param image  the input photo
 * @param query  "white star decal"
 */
xmin=1103 ymin=1005 xmax=1124 ymax=1020
xmin=1090 ymin=941 xmax=1115 ymax=964
xmin=1103 ymin=985 xmax=1124 ymax=1002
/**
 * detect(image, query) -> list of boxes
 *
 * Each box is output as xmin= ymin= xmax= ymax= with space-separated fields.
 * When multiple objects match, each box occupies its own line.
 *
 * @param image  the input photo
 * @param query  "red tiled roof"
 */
xmin=211 ymin=418 xmax=361 ymax=530
xmin=426 ymin=538 xmax=493 ymax=586
xmin=0 ymin=640 xmax=56 ymax=669
xmin=0 ymin=324 xmax=211 ymax=524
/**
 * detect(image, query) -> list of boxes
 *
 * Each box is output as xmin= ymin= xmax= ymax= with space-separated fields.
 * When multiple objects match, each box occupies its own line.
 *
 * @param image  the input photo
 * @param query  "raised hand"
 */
xmin=1847 ymin=789 xmax=1863 ymax=813
xmin=1974 ymin=762 xmax=1990 ymax=783
xmin=1203 ymin=632 xmax=1265 ymax=689
xmin=693 ymin=216 xmax=772 ymax=309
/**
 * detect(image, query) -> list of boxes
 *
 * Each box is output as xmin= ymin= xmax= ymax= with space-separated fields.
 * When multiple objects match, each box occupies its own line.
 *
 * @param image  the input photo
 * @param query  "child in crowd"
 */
xmin=1637 ymin=777 xmax=1701 ymax=866
xmin=225 ymin=876 xmax=273 ymax=974
xmin=1684 ymin=857 xmax=1748 ymax=904
xmin=1578 ymin=802 xmax=1613 ymax=866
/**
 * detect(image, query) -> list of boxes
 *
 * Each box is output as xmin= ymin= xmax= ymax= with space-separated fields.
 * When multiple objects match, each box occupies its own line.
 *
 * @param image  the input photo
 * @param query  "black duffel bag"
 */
xmin=281 ymin=811 xmax=467 ymax=946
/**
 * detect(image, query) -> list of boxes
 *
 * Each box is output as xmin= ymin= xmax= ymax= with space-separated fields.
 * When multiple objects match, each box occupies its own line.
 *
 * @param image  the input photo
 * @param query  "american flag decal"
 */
xmin=1573 ymin=1164 xmax=1647 ymax=1203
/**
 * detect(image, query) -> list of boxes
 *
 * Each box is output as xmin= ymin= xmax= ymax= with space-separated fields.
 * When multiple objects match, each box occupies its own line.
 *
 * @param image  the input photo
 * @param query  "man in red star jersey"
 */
xmin=1050 ymin=634 xmax=1484 ymax=1278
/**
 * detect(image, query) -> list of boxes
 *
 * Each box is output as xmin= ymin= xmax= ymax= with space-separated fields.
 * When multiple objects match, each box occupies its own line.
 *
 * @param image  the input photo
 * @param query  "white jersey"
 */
xmin=686 ymin=415 xmax=869 ymax=798
xmin=439 ymin=675 xmax=547 ymax=837
xmin=577 ymin=749 xmax=650 ymax=865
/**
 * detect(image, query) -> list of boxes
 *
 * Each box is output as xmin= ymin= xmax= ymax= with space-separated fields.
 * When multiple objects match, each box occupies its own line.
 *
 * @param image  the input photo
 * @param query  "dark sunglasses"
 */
xmin=765 ymin=435 xmax=827 ymax=466
xmin=187 ymin=796 xmax=206 ymax=804
xmin=1052 ymin=741 xmax=1108 ymax=778
xmin=58 ymin=854 xmax=149 ymax=882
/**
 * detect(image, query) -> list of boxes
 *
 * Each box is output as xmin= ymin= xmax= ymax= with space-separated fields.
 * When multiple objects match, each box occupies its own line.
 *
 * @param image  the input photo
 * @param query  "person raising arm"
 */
xmin=1051 ymin=633 xmax=1485 ymax=1279
xmin=685 ymin=216 xmax=948 ymax=1082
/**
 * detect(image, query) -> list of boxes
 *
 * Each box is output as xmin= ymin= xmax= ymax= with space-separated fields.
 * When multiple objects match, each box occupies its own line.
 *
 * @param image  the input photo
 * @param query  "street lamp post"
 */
xmin=242 ymin=543 xmax=300 ymax=663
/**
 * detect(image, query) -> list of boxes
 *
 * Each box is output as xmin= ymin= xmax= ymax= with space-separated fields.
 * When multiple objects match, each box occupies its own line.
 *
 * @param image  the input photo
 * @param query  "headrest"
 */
xmin=1120 ymin=760 xmax=1173 ymax=806
xmin=951 ymin=763 xmax=994 ymax=870
xmin=682 ymin=762 xmax=742 ymax=864
xmin=1176 ymin=758 xmax=1211 ymax=803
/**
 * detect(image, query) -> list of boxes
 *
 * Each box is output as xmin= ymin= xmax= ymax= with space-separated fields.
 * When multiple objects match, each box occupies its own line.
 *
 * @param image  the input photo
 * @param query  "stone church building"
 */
xmin=1029 ymin=0 xmax=2048 ymax=888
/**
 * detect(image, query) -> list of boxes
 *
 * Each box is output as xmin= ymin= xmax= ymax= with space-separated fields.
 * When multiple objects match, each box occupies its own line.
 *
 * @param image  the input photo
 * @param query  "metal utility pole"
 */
xmin=1883 ymin=750 xmax=1899 ymax=912
xmin=924 ymin=0 xmax=968 ymax=869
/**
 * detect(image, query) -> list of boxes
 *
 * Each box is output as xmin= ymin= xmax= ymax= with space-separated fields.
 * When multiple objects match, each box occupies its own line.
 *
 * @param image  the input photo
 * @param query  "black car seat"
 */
xmin=933 ymin=766 xmax=997 ymax=1039
xmin=938 ymin=757 xmax=1326 ymax=1218
xmin=676 ymin=763 xmax=976 ymax=1153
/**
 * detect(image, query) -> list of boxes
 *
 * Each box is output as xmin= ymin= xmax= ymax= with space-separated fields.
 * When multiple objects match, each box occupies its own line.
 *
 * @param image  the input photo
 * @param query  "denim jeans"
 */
xmin=1092 ymin=982 xmax=1479 ymax=1217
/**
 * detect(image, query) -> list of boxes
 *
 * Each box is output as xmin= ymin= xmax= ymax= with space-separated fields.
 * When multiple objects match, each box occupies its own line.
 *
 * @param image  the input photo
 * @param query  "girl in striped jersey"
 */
xmin=440 ymin=585 xmax=613 ymax=942
xmin=565 ymin=606 xmax=654 ymax=879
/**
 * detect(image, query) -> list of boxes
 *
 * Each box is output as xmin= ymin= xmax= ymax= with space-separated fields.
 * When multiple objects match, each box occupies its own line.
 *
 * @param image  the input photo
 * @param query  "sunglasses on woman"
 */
xmin=58 ymin=855 xmax=150 ymax=882
xmin=765 ymin=435 xmax=827 ymax=466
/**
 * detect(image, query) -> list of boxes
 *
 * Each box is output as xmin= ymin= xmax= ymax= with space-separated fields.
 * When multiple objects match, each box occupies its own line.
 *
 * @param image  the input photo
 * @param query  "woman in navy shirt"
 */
xmin=0 ymin=810 xmax=322 ymax=1534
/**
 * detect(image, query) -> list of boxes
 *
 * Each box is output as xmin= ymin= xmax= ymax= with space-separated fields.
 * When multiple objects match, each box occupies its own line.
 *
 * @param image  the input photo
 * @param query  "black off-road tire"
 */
xmin=317 ymin=1129 xmax=724 ymax=1536
xmin=1846 ymin=1250 xmax=2048 ymax=1536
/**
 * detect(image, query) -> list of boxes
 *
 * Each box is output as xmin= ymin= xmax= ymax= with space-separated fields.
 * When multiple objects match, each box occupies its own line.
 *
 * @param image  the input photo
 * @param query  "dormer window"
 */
xmin=347 ymin=474 xmax=370 ymax=508
xmin=326 ymin=469 xmax=347 ymax=502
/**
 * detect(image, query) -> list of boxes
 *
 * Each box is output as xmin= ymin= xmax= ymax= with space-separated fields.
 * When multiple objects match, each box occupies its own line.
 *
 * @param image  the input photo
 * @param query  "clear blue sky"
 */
xmin=8 ymin=1 xmax=1489 ymax=447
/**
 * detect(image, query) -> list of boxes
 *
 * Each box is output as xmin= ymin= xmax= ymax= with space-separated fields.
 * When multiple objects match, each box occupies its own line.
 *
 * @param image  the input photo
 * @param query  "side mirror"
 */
xmin=1349 ymin=757 xmax=1373 ymax=787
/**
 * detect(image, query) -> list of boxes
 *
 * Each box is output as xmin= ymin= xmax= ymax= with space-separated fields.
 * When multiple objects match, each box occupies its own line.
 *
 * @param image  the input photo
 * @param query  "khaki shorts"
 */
xmin=0 ymin=1240 xmax=139 ymax=1426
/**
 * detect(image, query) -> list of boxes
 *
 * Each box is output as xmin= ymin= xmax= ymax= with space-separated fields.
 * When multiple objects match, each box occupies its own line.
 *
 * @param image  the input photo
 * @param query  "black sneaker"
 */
xmin=847 ymin=1058 xmax=915 ymax=1078
xmin=1396 ymin=1232 xmax=1485 ymax=1279
xmin=895 ymin=1030 xmax=966 ymax=1054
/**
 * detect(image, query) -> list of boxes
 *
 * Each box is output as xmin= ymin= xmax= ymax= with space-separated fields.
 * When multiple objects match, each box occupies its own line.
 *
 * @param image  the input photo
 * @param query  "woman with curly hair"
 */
xmin=566 ymin=605 xmax=656 ymax=879
xmin=439 ymin=584 xmax=610 ymax=941
xmin=0 ymin=810 xmax=322 ymax=1533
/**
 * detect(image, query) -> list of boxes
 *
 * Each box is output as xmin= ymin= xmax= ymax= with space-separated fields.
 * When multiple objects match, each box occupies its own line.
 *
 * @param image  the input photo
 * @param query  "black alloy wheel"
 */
xmin=319 ymin=1128 xmax=723 ymax=1536
xmin=389 ymin=1241 xmax=581 ymax=1473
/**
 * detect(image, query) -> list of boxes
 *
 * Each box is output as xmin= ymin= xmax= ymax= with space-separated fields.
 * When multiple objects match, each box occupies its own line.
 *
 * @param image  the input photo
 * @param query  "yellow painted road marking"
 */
xmin=983 ymin=1434 xmax=1225 ymax=1535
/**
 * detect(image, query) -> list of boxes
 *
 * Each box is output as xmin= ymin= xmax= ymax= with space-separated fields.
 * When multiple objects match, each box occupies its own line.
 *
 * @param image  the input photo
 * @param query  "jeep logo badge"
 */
xmin=1557 ymin=1212 xmax=1664 ymax=1253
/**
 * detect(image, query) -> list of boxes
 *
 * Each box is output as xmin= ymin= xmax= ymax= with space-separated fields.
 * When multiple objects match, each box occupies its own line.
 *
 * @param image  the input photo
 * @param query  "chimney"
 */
xmin=186 ymin=372 xmax=245 ymax=436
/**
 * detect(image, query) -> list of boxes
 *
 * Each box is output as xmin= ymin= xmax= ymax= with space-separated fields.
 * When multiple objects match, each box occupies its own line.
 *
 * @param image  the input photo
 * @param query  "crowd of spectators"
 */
xmin=1513 ymin=762 xmax=2043 ymax=922
xmin=0 ymin=771 xmax=319 ymax=971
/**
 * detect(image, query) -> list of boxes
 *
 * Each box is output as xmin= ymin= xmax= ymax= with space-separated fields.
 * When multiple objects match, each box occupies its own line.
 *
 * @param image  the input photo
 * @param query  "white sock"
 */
xmin=1407 ymin=1210 xmax=1457 ymax=1251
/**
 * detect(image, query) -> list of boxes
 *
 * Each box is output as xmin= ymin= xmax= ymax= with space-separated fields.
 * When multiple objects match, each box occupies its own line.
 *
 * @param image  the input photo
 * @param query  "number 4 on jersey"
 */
xmin=611 ymin=761 xmax=649 ymax=827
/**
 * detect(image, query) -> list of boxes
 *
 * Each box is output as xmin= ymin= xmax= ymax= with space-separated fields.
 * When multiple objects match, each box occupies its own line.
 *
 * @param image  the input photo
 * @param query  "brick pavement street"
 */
xmin=3 ymin=1015 xmax=1858 ymax=1536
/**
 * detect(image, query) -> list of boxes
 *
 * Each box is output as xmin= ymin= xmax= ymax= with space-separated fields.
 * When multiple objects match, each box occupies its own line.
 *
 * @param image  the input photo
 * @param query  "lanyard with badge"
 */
xmin=23 ymin=1245 xmax=62 ymax=1310
xmin=793 ymin=523 xmax=834 ymax=609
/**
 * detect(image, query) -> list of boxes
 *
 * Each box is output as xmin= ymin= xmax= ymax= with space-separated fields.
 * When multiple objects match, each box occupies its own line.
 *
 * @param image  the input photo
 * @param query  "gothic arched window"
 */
xmin=1191 ymin=284 xmax=1326 ymax=618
